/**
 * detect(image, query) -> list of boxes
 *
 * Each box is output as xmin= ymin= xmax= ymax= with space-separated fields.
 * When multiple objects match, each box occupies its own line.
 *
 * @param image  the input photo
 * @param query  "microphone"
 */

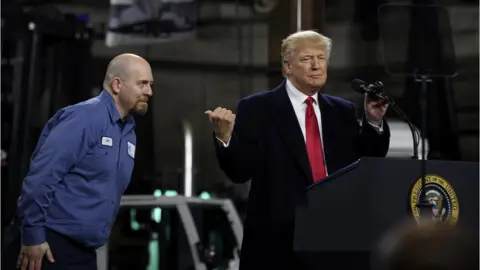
xmin=352 ymin=78 xmax=420 ymax=160
xmin=351 ymin=79 xmax=389 ymax=102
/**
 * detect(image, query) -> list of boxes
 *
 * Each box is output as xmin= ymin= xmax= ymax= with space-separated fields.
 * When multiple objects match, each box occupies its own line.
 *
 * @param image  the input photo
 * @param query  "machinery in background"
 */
xmin=106 ymin=0 xmax=199 ymax=47
xmin=1 ymin=3 xmax=94 ymax=241
xmin=386 ymin=119 xmax=428 ymax=160
xmin=101 ymin=195 xmax=243 ymax=270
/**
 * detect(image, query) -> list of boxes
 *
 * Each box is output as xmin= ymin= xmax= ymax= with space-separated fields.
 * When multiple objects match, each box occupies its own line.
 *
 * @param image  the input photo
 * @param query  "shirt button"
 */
xmin=111 ymin=200 xmax=115 ymax=204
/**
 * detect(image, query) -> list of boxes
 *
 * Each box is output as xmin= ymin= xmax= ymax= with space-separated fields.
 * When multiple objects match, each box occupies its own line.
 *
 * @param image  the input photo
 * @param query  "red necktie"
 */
xmin=305 ymin=97 xmax=326 ymax=182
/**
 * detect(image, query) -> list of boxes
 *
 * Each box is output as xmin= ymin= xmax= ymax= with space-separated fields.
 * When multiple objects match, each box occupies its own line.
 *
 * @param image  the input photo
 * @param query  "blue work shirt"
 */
xmin=17 ymin=90 xmax=136 ymax=248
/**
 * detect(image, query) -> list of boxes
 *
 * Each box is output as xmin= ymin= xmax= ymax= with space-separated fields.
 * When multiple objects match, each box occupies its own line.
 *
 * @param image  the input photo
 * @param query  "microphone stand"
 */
xmin=374 ymin=87 xmax=432 ymax=223
xmin=415 ymin=74 xmax=433 ymax=222
xmin=388 ymin=101 xmax=419 ymax=160
xmin=371 ymin=91 xmax=419 ymax=160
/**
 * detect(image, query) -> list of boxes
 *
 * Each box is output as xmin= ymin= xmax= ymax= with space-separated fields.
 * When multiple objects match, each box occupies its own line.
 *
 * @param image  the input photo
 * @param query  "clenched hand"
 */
xmin=364 ymin=93 xmax=389 ymax=125
xmin=205 ymin=107 xmax=236 ymax=143
xmin=17 ymin=242 xmax=55 ymax=270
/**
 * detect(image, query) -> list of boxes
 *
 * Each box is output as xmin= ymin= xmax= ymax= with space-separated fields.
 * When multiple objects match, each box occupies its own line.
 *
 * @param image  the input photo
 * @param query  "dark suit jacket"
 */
xmin=214 ymin=81 xmax=390 ymax=269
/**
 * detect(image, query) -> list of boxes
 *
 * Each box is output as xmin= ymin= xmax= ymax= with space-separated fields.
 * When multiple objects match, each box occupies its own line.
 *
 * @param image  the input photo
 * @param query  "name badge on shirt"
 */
xmin=101 ymin=137 xmax=113 ymax=147
xmin=127 ymin=142 xmax=135 ymax=159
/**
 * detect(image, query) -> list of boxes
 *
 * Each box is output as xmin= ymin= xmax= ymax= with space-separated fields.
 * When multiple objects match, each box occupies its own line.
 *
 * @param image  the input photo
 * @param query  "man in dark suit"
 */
xmin=205 ymin=30 xmax=390 ymax=269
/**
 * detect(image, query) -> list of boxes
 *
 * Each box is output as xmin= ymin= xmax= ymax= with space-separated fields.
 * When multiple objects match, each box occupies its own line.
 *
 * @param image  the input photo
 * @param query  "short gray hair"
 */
xmin=281 ymin=30 xmax=332 ymax=63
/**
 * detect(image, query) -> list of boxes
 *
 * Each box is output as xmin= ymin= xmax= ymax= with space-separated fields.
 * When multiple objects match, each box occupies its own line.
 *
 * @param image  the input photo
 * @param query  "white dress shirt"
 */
xmin=285 ymin=79 xmax=329 ymax=176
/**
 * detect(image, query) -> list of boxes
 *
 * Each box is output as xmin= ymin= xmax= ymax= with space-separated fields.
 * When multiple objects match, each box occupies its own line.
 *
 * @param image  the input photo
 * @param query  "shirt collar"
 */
xmin=99 ymin=90 xmax=136 ymax=129
xmin=285 ymin=79 xmax=319 ymax=108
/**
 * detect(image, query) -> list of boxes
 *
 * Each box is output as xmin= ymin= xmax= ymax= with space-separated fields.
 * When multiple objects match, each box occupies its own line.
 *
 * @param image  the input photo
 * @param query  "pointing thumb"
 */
xmin=46 ymin=248 xmax=55 ymax=263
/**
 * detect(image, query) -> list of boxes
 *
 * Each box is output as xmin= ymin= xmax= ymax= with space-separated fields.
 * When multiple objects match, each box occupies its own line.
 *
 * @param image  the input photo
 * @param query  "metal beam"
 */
xmin=267 ymin=0 xmax=296 ymax=88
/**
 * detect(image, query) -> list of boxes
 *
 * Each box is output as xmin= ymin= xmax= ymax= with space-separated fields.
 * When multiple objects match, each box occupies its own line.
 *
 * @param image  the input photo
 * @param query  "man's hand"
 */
xmin=17 ymin=242 xmax=54 ymax=270
xmin=205 ymin=107 xmax=236 ymax=143
xmin=364 ymin=93 xmax=389 ymax=125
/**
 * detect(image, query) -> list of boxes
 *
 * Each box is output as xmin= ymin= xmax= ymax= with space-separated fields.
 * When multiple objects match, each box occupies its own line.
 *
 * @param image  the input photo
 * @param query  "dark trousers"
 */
xmin=2 ymin=223 xmax=97 ymax=270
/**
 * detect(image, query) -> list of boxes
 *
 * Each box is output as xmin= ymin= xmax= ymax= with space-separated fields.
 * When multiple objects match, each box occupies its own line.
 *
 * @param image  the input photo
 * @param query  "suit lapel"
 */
xmin=269 ymin=82 xmax=313 ymax=185
xmin=316 ymin=94 xmax=338 ymax=169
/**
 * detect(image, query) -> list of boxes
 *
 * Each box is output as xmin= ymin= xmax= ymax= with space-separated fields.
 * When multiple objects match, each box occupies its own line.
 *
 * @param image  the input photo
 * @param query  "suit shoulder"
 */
xmin=323 ymin=94 xmax=355 ymax=109
xmin=238 ymin=90 xmax=274 ymax=109
xmin=242 ymin=90 xmax=271 ymax=102
xmin=232 ymin=91 xmax=272 ymax=118
xmin=231 ymin=92 xmax=270 ymax=128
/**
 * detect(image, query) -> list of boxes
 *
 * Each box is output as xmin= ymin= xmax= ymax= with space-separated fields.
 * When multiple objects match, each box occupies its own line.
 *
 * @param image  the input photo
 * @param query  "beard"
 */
xmin=131 ymin=101 xmax=148 ymax=115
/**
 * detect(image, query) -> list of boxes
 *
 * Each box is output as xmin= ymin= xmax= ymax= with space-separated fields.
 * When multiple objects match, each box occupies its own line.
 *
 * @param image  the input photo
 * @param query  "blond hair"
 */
xmin=281 ymin=30 xmax=332 ymax=64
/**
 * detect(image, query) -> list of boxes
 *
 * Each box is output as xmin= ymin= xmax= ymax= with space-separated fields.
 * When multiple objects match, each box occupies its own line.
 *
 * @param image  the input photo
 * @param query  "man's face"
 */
xmin=118 ymin=62 xmax=154 ymax=116
xmin=284 ymin=40 xmax=328 ymax=93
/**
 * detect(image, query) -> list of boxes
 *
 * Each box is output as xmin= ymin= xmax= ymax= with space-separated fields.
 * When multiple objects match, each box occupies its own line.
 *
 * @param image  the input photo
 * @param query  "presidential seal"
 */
xmin=409 ymin=174 xmax=459 ymax=225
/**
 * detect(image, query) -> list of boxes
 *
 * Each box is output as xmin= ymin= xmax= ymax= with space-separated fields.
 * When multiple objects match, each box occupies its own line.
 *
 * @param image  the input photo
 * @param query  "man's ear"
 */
xmin=111 ymin=77 xmax=122 ymax=94
xmin=283 ymin=61 xmax=292 ymax=76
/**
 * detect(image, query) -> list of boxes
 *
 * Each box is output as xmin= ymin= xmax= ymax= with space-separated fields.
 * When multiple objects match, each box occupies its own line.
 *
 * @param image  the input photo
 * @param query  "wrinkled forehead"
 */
xmin=293 ymin=40 xmax=327 ymax=57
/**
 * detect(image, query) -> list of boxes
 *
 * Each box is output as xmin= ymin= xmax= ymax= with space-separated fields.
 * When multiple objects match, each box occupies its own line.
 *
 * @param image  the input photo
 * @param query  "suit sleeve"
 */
xmin=213 ymin=98 xmax=260 ymax=183
xmin=342 ymin=100 xmax=390 ymax=159
xmin=350 ymin=104 xmax=390 ymax=158
xmin=17 ymin=110 xmax=95 ymax=246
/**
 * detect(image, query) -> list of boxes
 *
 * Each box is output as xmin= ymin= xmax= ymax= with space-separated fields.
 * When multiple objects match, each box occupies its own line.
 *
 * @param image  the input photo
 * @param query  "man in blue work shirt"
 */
xmin=2 ymin=53 xmax=154 ymax=270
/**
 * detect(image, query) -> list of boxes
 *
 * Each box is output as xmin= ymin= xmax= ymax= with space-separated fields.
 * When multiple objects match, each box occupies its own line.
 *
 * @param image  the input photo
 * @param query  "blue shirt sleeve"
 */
xmin=18 ymin=109 xmax=95 ymax=246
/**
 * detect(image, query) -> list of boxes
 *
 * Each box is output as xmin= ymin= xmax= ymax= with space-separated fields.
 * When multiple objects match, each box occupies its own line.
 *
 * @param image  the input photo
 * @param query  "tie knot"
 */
xmin=305 ymin=97 xmax=315 ymax=106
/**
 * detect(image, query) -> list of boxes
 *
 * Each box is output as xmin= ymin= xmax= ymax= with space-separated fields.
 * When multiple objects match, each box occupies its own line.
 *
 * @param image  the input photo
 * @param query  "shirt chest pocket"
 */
xmin=78 ymin=145 xmax=118 ymax=179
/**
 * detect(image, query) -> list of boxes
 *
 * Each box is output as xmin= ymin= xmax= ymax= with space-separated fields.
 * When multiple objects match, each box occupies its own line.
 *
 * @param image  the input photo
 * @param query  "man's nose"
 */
xmin=311 ymin=59 xmax=321 ymax=69
xmin=146 ymin=87 xmax=153 ymax=97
